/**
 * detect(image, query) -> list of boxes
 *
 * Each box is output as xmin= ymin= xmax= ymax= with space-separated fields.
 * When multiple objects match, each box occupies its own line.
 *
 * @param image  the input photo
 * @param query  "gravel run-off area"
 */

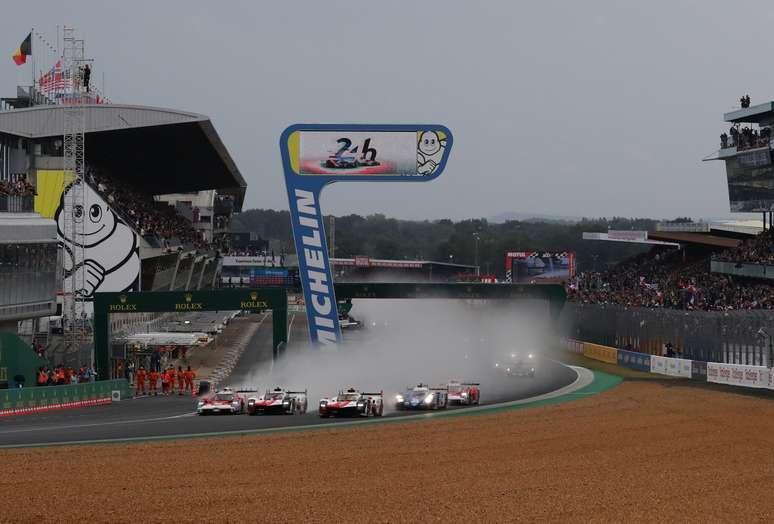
xmin=3 ymin=380 xmax=774 ymax=522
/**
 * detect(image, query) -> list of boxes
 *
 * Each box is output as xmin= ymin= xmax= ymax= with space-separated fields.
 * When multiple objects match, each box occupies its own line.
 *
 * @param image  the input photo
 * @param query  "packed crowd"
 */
xmin=714 ymin=228 xmax=774 ymax=266
xmin=36 ymin=365 xmax=96 ymax=386
xmin=720 ymin=125 xmax=771 ymax=150
xmin=567 ymin=247 xmax=774 ymax=311
xmin=85 ymin=167 xmax=210 ymax=250
xmin=0 ymin=177 xmax=36 ymax=197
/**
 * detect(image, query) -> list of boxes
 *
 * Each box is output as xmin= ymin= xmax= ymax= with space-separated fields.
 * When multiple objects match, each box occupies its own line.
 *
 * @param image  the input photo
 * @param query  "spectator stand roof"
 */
xmin=582 ymin=228 xmax=747 ymax=250
xmin=330 ymin=257 xmax=478 ymax=270
xmin=0 ymin=104 xmax=246 ymax=209
xmin=724 ymin=101 xmax=774 ymax=125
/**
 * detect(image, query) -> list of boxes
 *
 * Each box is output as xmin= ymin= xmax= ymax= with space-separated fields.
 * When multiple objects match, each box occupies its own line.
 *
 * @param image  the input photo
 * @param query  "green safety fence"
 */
xmin=0 ymin=379 xmax=131 ymax=412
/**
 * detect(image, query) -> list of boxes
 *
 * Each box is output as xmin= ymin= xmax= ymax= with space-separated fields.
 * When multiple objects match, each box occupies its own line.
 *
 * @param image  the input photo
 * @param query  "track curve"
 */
xmin=0 ymin=362 xmax=576 ymax=447
xmin=0 ymin=310 xmax=579 ymax=448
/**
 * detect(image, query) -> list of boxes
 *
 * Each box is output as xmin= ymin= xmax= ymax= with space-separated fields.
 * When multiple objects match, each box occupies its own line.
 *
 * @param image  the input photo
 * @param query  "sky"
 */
xmin=3 ymin=0 xmax=773 ymax=221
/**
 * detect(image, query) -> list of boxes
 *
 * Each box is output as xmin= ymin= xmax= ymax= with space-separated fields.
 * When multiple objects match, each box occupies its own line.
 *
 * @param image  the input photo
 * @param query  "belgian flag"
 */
xmin=12 ymin=32 xmax=31 ymax=66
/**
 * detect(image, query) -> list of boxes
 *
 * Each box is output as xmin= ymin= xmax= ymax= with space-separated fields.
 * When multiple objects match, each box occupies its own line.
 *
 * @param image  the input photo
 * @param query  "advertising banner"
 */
xmin=651 ymin=355 xmax=667 ymax=375
xmin=707 ymin=362 xmax=769 ymax=388
xmin=565 ymin=338 xmax=584 ymax=354
xmin=300 ymin=132 xmax=421 ymax=176
xmin=651 ymin=355 xmax=692 ymax=378
xmin=281 ymin=124 xmax=453 ymax=345
xmin=506 ymin=251 xmax=576 ymax=283
xmin=583 ymin=343 xmax=618 ymax=364
xmin=617 ymin=349 xmax=651 ymax=372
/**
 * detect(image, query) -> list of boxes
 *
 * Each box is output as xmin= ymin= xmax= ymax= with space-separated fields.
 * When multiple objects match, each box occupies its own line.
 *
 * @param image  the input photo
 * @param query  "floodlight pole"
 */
xmin=473 ymin=232 xmax=480 ymax=276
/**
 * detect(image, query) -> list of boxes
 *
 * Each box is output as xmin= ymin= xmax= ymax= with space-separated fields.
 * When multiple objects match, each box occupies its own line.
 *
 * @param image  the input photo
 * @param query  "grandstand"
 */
xmin=0 ymin=42 xmax=248 ymax=383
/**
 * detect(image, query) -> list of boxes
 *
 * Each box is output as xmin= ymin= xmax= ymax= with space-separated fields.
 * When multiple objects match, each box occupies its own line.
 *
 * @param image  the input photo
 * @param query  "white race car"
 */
xmin=319 ymin=388 xmax=383 ymax=417
xmin=197 ymin=387 xmax=246 ymax=415
xmin=247 ymin=387 xmax=308 ymax=415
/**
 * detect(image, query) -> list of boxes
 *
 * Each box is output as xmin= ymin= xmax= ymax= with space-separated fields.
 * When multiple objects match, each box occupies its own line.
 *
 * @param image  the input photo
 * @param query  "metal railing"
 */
xmin=0 ymin=195 xmax=34 ymax=212
xmin=562 ymin=303 xmax=774 ymax=365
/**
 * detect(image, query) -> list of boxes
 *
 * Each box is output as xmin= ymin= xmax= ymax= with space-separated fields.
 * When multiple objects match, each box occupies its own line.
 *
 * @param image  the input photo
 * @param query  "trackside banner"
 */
xmin=617 ymin=349 xmax=651 ymax=372
xmin=707 ymin=362 xmax=769 ymax=388
xmin=280 ymin=124 xmax=453 ymax=344
xmin=650 ymin=355 xmax=692 ymax=378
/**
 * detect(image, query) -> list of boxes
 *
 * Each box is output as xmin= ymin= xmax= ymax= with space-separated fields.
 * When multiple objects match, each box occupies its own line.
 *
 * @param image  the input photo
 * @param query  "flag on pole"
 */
xmin=38 ymin=61 xmax=69 ymax=96
xmin=12 ymin=32 xmax=32 ymax=65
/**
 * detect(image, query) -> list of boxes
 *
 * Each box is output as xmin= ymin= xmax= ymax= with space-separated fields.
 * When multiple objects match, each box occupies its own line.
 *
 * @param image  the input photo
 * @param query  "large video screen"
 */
xmin=507 ymin=251 xmax=576 ymax=283
xmin=726 ymin=150 xmax=774 ymax=212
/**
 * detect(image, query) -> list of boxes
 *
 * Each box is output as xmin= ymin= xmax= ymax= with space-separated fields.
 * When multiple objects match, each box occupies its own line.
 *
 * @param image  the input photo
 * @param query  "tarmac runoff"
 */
xmin=0 ymin=365 xmax=619 ymax=449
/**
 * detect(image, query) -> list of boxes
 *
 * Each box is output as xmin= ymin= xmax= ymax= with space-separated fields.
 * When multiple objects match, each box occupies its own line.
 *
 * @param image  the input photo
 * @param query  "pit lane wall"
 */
xmin=0 ymin=379 xmax=131 ymax=417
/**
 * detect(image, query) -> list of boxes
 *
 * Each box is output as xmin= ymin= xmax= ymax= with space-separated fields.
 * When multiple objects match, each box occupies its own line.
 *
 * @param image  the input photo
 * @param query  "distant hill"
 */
xmin=489 ymin=212 xmax=583 ymax=224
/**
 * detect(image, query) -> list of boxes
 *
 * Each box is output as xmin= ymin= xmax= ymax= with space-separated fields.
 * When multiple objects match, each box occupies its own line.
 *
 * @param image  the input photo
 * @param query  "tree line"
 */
xmin=233 ymin=209 xmax=656 ymax=277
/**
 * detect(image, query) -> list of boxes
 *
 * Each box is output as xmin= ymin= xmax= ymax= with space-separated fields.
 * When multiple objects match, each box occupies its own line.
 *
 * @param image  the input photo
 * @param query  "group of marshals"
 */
xmin=135 ymin=365 xmax=196 ymax=396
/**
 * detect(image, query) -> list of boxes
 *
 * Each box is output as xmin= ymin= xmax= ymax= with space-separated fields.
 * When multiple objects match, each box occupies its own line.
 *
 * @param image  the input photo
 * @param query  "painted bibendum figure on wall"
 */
xmin=55 ymin=181 xmax=140 ymax=305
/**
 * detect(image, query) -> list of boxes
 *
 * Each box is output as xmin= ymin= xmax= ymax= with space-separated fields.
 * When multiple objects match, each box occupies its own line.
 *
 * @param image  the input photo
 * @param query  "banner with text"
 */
xmin=707 ymin=362 xmax=769 ymax=388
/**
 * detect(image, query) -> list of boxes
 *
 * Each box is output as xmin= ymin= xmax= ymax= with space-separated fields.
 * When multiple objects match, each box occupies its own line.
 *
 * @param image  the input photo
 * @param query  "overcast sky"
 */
xmin=3 ymin=1 xmax=773 ymax=221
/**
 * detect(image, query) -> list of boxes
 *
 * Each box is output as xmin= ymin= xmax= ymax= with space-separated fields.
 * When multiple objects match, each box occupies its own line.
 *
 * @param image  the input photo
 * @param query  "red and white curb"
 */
xmin=0 ymin=398 xmax=112 ymax=417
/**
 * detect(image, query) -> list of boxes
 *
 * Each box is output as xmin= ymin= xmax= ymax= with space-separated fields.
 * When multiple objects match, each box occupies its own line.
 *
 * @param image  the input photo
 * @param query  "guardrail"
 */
xmin=0 ymin=379 xmax=130 ymax=416
xmin=0 ymin=195 xmax=34 ymax=212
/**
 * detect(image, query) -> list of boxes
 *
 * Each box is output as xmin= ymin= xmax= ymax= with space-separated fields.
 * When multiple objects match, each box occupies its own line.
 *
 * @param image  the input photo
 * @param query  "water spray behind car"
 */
xmin=242 ymin=298 xmax=559 ymax=412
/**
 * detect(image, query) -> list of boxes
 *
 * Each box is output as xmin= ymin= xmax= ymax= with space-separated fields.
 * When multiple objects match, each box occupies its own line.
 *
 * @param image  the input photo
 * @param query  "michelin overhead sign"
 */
xmin=280 ymin=124 xmax=453 ymax=345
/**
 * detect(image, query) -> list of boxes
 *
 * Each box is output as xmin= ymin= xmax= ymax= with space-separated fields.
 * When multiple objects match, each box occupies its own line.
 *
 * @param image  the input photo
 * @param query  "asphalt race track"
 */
xmin=0 ymin=313 xmax=576 ymax=447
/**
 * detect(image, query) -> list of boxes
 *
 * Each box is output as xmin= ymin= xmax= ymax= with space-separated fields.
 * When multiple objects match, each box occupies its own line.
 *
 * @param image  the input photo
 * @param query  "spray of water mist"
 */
xmin=238 ymin=298 xmax=567 ymax=411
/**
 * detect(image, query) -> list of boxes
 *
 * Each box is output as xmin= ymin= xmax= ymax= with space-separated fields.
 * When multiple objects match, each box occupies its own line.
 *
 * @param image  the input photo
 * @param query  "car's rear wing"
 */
xmin=361 ymin=390 xmax=383 ymax=397
xmin=430 ymin=386 xmax=449 ymax=392
xmin=461 ymin=382 xmax=480 ymax=386
xmin=287 ymin=389 xmax=307 ymax=396
xmin=235 ymin=387 xmax=259 ymax=393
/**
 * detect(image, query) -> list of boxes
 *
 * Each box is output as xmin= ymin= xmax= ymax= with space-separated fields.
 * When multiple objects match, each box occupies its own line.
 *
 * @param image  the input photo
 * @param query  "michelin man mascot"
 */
xmin=56 ymin=181 xmax=140 ymax=301
xmin=417 ymin=130 xmax=447 ymax=175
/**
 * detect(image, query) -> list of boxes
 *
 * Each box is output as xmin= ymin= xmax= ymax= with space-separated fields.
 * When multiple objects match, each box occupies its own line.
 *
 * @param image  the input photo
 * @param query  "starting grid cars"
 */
xmin=197 ymin=380 xmax=487 ymax=417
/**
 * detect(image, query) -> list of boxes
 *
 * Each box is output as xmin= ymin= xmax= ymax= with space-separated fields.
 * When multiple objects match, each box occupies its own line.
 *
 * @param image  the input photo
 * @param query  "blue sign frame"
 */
xmin=280 ymin=123 xmax=453 ymax=345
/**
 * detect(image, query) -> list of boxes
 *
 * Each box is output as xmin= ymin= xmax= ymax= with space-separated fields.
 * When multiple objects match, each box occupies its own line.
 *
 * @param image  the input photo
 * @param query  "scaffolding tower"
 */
xmin=61 ymin=27 xmax=89 ymax=362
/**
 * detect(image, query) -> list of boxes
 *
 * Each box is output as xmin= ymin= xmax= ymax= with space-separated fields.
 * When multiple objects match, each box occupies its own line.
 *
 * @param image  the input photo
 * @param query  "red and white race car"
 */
xmin=446 ymin=381 xmax=480 ymax=405
xmin=318 ymin=387 xmax=384 ymax=418
xmin=246 ymin=387 xmax=308 ymax=415
xmin=196 ymin=387 xmax=247 ymax=415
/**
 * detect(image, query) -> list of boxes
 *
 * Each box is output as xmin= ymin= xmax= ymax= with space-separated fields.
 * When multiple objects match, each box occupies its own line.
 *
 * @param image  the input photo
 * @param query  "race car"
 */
xmin=339 ymin=313 xmax=363 ymax=330
xmin=246 ymin=387 xmax=308 ymax=415
xmin=318 ymin=388 xmax=384 ymax=418
xmin=325 ymin=155 xmax=359 ymax=169
xmin=446 ymin=381 xmax=480 ymax=405
xmin=394 ymin=384 xmax=448 ymax=410
xmin=196 ymin=387 xmax=247 ymax=415
xmin=495 ymin=351 xmax=537 ymax=377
